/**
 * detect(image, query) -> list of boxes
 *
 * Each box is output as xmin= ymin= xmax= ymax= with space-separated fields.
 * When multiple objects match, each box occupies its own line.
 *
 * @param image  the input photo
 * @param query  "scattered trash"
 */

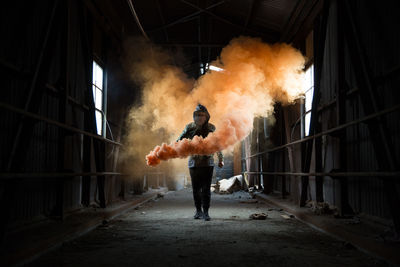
xmin=210 ymin=184 xmax=217 ymax=192
xmin=306 ymin=201 xmax=337 ymax=215
xmin=141 ymin=211 xmax=146 ymax=215
xmin=281 ymin=215 xmax=292 ymax=220
xmin=157 ymin=192 xmax=165 ymax=198
xmin=249 ymin=213 xmax=268 ymax=220
xmin=215 ymin=175 xmax=246 ymax=194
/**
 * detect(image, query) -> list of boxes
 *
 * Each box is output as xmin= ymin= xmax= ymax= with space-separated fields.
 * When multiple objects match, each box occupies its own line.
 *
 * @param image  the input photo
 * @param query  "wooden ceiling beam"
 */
xmin=180 ymin=0 xmax=277 ymax=41
xmin=148 ymin=0 xmax=226 ymax=34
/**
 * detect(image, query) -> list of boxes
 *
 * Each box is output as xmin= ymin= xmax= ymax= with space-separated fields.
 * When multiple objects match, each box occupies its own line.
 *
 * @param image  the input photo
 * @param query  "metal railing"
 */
xmin=243 ymin=171 xmax=400 ymax=177
xmin=243 ymin=103 xmax=400 ymax=160
xmin=0 ymin=172 xmax=127 ymax=179
xmin=0 ymin=102 xmax=122 ymax=147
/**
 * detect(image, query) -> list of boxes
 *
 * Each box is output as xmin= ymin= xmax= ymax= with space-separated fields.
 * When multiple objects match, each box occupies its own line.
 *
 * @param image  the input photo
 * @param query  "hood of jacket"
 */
xmin=193 ymin=104 xmax=210 ymax=123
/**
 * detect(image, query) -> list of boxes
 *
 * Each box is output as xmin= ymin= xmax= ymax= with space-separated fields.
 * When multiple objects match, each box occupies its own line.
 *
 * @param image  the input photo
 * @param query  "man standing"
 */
xmin=177 ymin=104 xmax=224 ymax=221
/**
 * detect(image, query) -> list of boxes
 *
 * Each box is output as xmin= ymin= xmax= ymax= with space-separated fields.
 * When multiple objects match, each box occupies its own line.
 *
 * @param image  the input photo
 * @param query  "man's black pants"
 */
xmin=189 ymin=166 xmax=214 ymax=212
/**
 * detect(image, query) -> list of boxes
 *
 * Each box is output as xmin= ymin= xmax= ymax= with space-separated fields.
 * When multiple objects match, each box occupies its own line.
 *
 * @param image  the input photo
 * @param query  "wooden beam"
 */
xmin=148 ymin=0 xmax=226 ymax=33
xmin=336 ymin=0 xmax=353 ymax=215
xmin=300 ymin=0 xmax=329 ymax=207
xmin=180 ymin=0 xmax=277 ymax=41
xmin=244 ymin=0 xmax=257 ymax=28
xmin=155 ymin=0 xmax=169 ymax=42
xmin=283 ymin=108 xmax=295 ymax=199
xmin=280 ymin=0 xmax=307 ymax=42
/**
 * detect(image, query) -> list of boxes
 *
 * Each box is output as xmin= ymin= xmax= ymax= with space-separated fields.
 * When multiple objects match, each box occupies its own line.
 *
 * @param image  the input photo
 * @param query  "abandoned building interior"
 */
xmin=1 ymin=0 xmax=400 ymax=266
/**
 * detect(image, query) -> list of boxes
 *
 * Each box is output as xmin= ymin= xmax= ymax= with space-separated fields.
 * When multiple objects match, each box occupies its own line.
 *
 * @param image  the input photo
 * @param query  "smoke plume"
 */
xmin=123 ymin=36 xmax=306 ymax=168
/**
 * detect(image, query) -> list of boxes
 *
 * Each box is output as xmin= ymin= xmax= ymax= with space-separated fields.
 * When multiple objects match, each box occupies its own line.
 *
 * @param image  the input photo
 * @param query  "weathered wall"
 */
xmin=241 ymin=0 xmax=400 ymax=221
xmin=0 ymin=0 xmax=135 ymax=228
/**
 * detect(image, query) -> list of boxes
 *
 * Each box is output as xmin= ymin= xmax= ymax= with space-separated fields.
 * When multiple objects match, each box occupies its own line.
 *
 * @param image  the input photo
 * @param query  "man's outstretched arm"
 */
xmin=176 ymin=124 xmax=190 ymax=142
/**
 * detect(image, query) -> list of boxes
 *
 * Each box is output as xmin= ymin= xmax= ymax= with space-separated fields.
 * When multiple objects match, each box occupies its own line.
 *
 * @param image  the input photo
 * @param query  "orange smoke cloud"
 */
xmin=145 ymin=36 xmax=306 ymax=166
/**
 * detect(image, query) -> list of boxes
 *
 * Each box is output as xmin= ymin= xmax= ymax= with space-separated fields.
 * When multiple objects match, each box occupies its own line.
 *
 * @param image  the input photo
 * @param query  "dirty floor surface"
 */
xmin=29 ymin=189 xmax=388 ymax=267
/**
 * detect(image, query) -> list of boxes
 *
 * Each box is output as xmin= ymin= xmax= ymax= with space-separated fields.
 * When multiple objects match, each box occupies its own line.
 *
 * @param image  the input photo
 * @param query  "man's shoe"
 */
xmin=194 ymin=210 xmax=203 ymax=219
xmin=203 ymin=212 xmax=211 ymax=221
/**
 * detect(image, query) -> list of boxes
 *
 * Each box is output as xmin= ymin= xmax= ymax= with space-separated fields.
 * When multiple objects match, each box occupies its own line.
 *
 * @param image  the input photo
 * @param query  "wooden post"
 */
xmin=336 ymin=0 xmax=353 ymax=215
xmin=300 ymin=0 xmax=329 ymax=207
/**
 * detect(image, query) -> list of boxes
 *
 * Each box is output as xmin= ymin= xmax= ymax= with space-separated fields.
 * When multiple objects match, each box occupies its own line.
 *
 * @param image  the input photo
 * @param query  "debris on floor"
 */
xmin=29 ymin=189 xmax=391 ymax=267
xmin=281 ymin=214 xmax=295 ymax=219
xmin=249 ymin=213 xmax=268 ymax=220
xmin=214 ymin=175 xmax=246 ymax=194
xmin=248 ymin=187 xmax=255 ymax=193
xmin=227 ymin=191 xmax=253 ymax=200
xmin=306 ymin=201 xmax=337 ymax=215
xmin=210 ymin=183 xmax=218 ymax=192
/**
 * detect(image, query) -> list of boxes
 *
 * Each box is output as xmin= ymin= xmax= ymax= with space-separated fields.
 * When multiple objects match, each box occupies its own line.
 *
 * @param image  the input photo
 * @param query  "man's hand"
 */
xmin=218 ymin=161 xmax=224 ymax=168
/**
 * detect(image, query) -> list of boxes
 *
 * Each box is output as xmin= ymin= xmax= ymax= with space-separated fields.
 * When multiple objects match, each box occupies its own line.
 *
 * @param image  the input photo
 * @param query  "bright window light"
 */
xmin=92 ymin=61 xmax=104 ymax=135
xmin=209 ymin=65 xmax=224 ymax=72
xmin=304 ymin=64 xmax=314 ymax=136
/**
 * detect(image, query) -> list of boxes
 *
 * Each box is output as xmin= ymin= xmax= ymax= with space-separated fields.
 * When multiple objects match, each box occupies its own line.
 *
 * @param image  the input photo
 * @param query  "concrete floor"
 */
xmin=29 ymin=189 xmax=388 ymax=267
